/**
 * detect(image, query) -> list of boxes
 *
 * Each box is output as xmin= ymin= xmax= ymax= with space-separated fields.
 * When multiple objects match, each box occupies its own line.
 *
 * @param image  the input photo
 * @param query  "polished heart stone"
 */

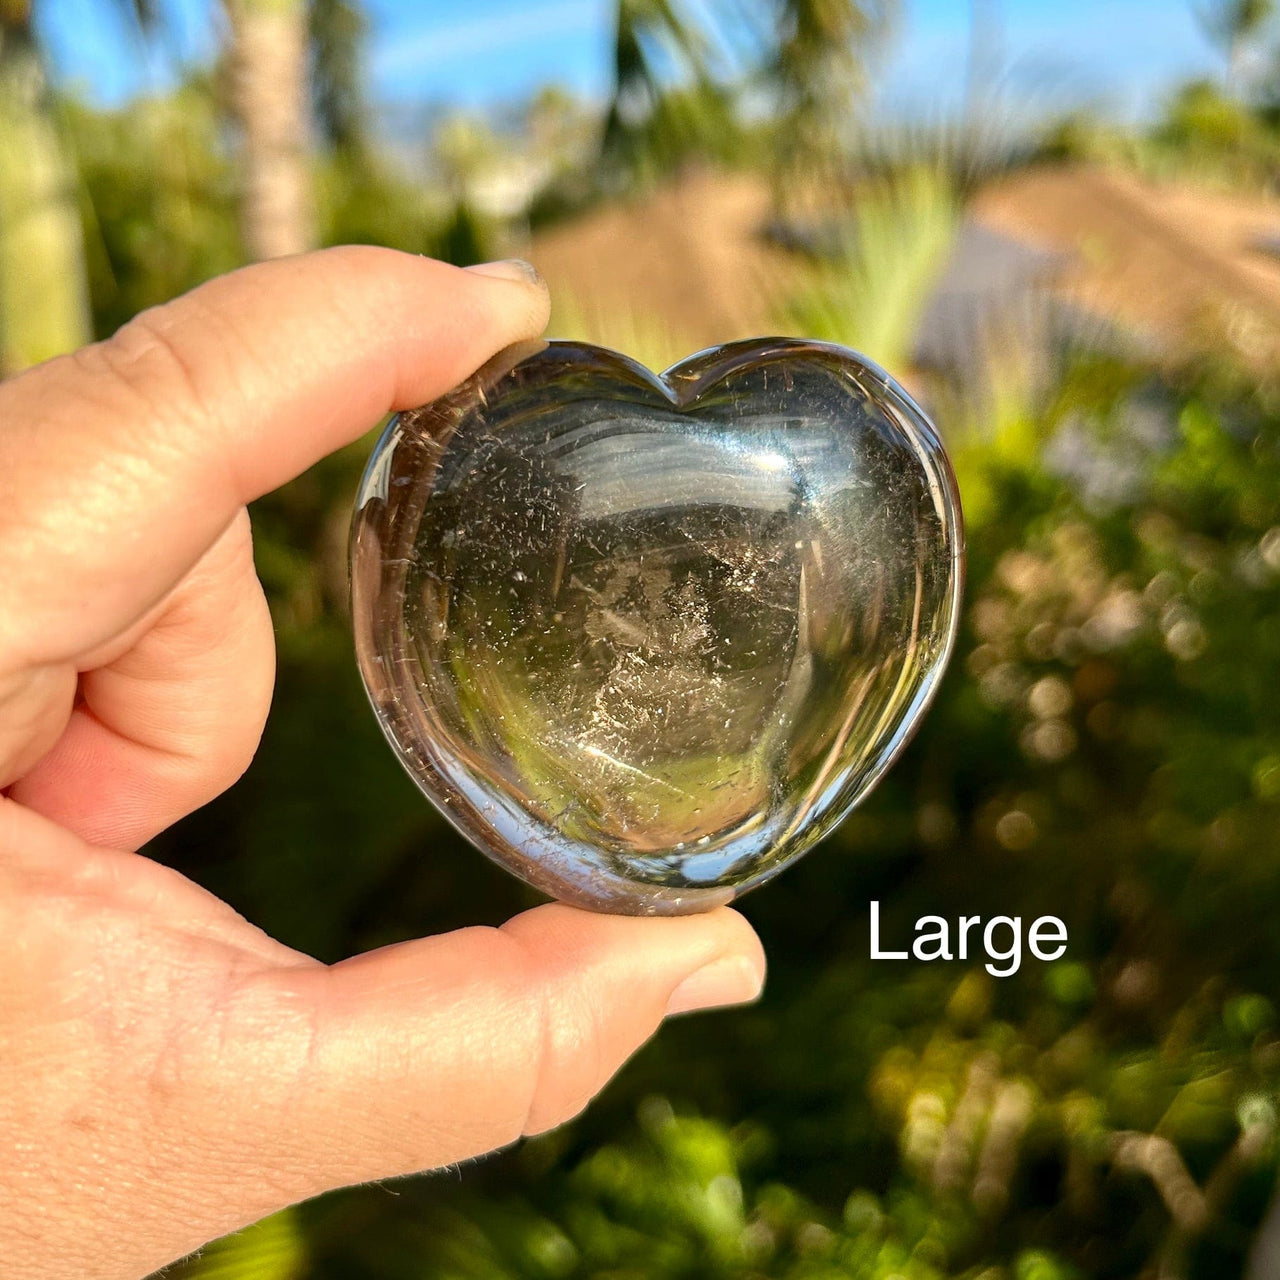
xmin=350 ymin=337 xmax=964 ymax=915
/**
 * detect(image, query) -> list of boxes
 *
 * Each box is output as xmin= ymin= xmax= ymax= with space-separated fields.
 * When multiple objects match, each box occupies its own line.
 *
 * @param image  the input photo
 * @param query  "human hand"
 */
xmin=0 ymin=248 xmax=765 ymax=1279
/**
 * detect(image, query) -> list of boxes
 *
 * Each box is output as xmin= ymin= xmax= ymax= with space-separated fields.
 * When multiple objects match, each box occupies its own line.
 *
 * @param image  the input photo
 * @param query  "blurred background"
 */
xmin=5 ymin=0 xmax=1280 ymax=1276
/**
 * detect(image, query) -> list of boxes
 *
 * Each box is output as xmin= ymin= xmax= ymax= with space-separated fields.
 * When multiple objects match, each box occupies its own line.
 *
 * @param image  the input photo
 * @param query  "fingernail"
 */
xmin=465 ymin=258 xmax=543 ymax=286
xmin=665 ymin=954 xmax=765 ymax=1018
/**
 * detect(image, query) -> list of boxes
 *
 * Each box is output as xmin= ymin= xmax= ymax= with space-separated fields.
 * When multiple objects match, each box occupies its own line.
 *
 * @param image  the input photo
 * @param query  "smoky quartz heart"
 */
xmin=350 ymin=338 xmax=963 ymax=915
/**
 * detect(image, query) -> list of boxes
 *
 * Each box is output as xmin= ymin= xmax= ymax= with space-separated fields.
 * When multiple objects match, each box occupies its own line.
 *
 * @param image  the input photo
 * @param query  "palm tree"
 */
xmin=0 ymin=1 xmax=92 ymax=373
xmin=602 ymin=0 xmax=889 ymax=195
xmin=0 ymin=0 xmax=318 ymax=379
xmin=223 ymin=0 xmax=314 ymax=260
xmin=1198 ymin=0 xmax=1276 ymax=94
xmin=602 ymin=0 xmax=723 ymax=178
xmin=764 ymin=0 xmax=891 ymax=211
xmin=309 ymin=0 xmax=368 ymax=157
xmin=767 ymin=0 xmax=888 ymax=135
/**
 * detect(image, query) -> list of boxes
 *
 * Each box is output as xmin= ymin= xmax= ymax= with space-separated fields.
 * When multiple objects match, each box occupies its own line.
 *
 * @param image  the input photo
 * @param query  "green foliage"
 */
xmin=781 ymin=166 xmax=958 ymax=372
xmin=314 ymin=150 xmax=493 ymax=264
xmin=1160 ymin=80 xmax=1271 ymax=152
xmin=64 ymin=81 xmax=496 ymax=341
xmin=1035 ymin=113 xmax=1141 ymax=168
xmin=599 ymin=0 xmax=889 ymax=189
xmin=309 ymin=0 xmax=368 ymax=155
xmin=429 ymin=200 xmax=495 ymax=268
xmin=524 ymin=86 xmax=607 ymax=227
xmin=361 ymin=1099 xmax=1006 ymax=1278
xmin=65 ymin=82 xmax=241 ymax=338
xmin=173 ymin=1210 xmax=307 ymax=1280
xmin=0 ymin=8 xmax=92 ymax=371
xmin=1143 ymin=79 xmax=1280 ymax=189
xmin=1037 ymin=62 xmax=1280 ymax=193
xmin=602 ymin=0 xmax=723 ymax=178
xmin=762 ymin=0 xmax=892 ymax=200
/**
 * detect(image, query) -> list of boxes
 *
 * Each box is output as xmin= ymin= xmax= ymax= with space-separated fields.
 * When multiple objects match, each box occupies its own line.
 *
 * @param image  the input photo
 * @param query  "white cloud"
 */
xmin=372 ymin=0 xmax=610 ymax=82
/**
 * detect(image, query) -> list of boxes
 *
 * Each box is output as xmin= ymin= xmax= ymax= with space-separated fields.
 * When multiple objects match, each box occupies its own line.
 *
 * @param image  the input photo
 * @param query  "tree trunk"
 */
xmin=224 ymin=0 xmax=314 ymax=261
xmin=0 ymin=11 xmax=91 ymax=374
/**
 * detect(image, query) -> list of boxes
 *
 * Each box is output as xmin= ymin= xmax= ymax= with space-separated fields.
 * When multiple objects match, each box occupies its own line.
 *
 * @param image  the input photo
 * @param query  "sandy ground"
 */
xmin=528 ymin=171 xmax=797 ymax=366
xmin=972 ymin=164 xmax=1280 ymax=365
xmin=528 ymin=163 xmax=1280 ymax=370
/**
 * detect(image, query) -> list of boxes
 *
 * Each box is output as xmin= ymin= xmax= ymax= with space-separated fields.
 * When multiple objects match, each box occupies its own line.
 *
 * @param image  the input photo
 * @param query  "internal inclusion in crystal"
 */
xmin=351 ymin=338 xmax=964 ymax=914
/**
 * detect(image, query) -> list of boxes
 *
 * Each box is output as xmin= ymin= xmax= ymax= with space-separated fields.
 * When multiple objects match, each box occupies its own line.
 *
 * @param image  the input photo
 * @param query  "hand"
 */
xmin=0 ymin=248 xmax=765 ymax=1280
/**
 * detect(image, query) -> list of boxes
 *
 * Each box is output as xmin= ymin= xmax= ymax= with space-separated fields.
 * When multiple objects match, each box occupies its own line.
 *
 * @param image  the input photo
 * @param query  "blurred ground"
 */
xmin=530 ymin=164 xmax=1280 ymax=370
xmin=530 ymin=170 xmax=796 ymax=357
xmin=975 ymin=164 xmax=1280 ymax=364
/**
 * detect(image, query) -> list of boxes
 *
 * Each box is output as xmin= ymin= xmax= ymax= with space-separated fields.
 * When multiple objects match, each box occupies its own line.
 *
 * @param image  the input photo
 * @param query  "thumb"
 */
xmin=166 ymin=904 xmax=764 ymax=1249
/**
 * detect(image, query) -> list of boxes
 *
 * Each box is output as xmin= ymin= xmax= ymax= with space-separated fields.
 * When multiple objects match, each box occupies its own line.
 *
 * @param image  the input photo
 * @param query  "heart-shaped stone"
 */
xmin=351 ymin=338 xmax=963 ymax=915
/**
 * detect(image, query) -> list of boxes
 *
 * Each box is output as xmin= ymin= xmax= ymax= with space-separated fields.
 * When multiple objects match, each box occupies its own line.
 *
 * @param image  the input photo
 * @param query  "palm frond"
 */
xmin=780 ymin=164 xmax=958 ymax=374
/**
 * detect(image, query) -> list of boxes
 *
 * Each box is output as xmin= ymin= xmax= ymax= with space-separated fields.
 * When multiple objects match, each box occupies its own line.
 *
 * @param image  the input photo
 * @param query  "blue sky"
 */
xmin=40 ymin=0 xmax=1221 ymax=123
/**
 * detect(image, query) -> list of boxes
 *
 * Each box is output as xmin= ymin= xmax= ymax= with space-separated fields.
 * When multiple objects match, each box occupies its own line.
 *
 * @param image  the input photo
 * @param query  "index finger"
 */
xmin=0 ymin=247 xmax=549 ymax=670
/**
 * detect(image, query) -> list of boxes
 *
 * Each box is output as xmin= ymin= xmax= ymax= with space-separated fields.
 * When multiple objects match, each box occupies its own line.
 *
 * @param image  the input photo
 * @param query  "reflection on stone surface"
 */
xmin=351 ymin=338 xmax=964 ymax=914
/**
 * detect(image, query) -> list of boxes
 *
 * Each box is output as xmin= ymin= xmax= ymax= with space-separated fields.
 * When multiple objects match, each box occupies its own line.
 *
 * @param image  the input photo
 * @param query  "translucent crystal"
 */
xmin=350 ymin=338 xmax=964 ymax=914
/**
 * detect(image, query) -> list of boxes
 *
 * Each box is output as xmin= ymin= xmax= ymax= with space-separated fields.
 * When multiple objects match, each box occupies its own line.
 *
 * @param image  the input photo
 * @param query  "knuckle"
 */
xmin=149 ymin=963 xmax=316 ymax=1123
xmin=91 ymin=302 xmax=248 ymax=499
xmin=100 ymin=309 xmax=217 ymax=439
xmin=494 ymin=922 xmax=606 ymax=1139
xmin=526 ymin=981 xmax=607 ymax=1135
